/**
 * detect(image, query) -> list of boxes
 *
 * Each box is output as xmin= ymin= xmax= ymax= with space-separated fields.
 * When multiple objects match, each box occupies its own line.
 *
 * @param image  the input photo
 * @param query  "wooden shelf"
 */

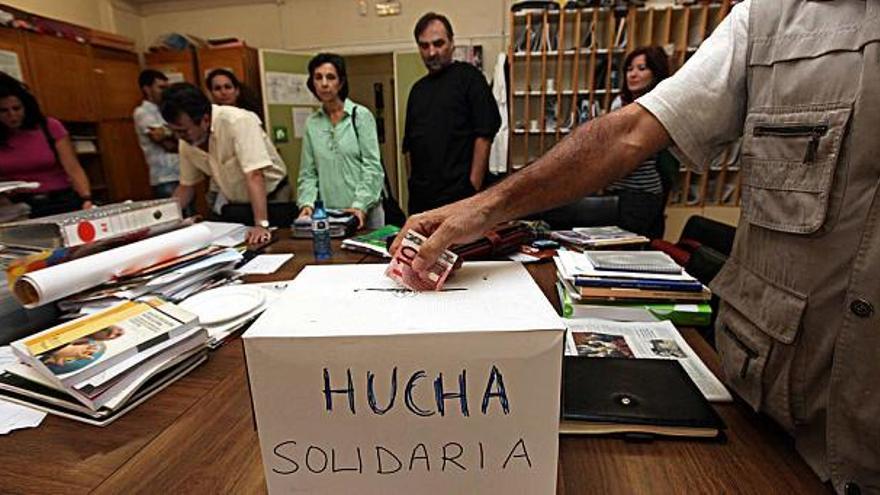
xmin=507 ymin=0 xmax=739 ymax=208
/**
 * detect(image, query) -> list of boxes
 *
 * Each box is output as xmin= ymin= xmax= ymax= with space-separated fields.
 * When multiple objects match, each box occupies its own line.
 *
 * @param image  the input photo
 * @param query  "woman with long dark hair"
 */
xmin=606 ymin=46 xmax=674 ymax=239
xmin=295 ymin=53 xmax=385 ymax=229
xmin=0 ymin=72 xmax=92 ymax=217
xmin=205 ymin=68 xmax=263 ymax=121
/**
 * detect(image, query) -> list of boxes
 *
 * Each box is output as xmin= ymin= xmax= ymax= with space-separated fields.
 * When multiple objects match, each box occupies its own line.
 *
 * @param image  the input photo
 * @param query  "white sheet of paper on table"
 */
xmin=0 ymin=346 xmax=47 ymax=434
xmin=237 ymin=254 xmax=294 ymax=275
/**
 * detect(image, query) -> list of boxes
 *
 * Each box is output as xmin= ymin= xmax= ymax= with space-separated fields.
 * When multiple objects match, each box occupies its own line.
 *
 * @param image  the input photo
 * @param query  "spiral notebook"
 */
xmin=586 ymin=251 xmax=682 ymax=275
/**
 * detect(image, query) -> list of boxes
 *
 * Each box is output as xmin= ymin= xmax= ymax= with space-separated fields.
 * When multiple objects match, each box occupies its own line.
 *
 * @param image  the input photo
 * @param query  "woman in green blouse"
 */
xmin=296 ymin=53 xmax=385 ymax=229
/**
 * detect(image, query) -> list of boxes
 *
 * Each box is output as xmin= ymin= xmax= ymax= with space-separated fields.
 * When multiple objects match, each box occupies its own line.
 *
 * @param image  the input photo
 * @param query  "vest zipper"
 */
xmin=721 ymin=324 xmax=759 ymax=378
xmin=753 ymin=123 xmax=829 ymax=164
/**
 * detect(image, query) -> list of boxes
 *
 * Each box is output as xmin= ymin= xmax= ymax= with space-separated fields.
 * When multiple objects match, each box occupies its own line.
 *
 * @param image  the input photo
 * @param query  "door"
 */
xmin=25 ymin=32 xmax=97 ymax=121
xmin=392 ymin=51 xmax=427 ymax=213
xmin=345 ymin=53 xmax=398 ymax=203
xmin=93 ymin=48 xmax=143 ymax=120
xmin=0 ymin=26 xmax=30 ymax=84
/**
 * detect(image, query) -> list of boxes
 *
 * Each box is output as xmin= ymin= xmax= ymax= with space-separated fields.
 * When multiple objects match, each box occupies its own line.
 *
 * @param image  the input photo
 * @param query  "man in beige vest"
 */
xmin=393 ymin=1 xmax=879 ymax=493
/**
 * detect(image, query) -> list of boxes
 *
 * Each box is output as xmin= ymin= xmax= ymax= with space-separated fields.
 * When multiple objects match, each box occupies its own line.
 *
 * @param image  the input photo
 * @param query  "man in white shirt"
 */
xmin=132 ymin=70 xmax=180 ymax=198
xmin=160 ymin=83 xmax=289 ymax=245
xmin=392 ymin=2 xmax=880 ymax=493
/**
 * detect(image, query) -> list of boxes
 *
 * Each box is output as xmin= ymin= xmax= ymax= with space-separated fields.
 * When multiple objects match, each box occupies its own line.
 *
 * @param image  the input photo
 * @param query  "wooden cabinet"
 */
xmin=198 ymin=46 xmax=260 ymax=93
xmin=0 ymin=27 xmax=31 ymax=84
xmin=98 ymin=120 xmax=152 ymax=202
xmin=144 ymin=50 xmax=198 ymax=85
xmin=92 ymin=48 xmax=143 ymax=120
xmin=24 ymin=33 xmax=97 ymax=121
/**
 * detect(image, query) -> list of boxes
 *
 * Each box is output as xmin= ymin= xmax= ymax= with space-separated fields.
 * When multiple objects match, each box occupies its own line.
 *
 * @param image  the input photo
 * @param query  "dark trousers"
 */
xmin=612 ymin=189 xmax=666 ymax=240
xmin=17 ymin=188 xmax=81 ymax=218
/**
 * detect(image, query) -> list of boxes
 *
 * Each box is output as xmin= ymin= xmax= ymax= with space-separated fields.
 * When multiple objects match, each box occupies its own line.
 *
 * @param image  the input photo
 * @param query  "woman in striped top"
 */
xmin=607 ymin=46 xmax=673 ymax=239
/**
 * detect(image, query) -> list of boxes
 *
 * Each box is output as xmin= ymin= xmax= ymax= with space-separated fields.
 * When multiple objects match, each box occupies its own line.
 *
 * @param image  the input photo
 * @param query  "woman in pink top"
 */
xmin=0 ymin=72 xmax=92 ymax=217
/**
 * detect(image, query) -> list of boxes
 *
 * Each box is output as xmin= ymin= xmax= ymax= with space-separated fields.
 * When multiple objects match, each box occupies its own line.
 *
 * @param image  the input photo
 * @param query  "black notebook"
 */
xmin=560 ymin=357 xmax=725 ymax=439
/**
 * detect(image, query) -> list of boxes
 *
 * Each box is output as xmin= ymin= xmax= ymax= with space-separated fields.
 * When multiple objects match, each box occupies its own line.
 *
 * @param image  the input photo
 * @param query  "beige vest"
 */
xmin=711 ymin=1 xmax=880 ymax=493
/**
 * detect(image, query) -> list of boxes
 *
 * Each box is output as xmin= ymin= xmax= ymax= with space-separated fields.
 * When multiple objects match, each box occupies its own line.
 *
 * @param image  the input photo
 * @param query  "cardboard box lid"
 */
xmin=244 ymin=261 xmax=564 ymax=338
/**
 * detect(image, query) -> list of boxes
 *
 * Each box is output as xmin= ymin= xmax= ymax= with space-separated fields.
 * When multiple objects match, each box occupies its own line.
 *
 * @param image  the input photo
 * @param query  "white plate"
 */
xmin=180 ymin=285 xmax=266 ymax=326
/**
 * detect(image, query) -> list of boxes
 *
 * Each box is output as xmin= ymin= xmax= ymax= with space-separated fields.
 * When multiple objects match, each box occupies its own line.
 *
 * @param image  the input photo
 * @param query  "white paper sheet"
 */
xmin=564 ymin=318 xmax=732 ymax=402
xmin=292 ymin=107 xmax=312 ymax=138
xmin=202 ymin=221 xmax=248 ymax=247
xmin=0 ymin=346 xmax=46 ymax=434
xmin=14 ymin=224 xmax=213 ymax=308
xmin=0 ymin=50 xmax=23 ymax=82
xmin=237 ymin=254 xmax=293 ymax=275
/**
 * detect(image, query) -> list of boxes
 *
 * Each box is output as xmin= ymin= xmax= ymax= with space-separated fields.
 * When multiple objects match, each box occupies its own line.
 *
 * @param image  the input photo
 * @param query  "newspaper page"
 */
xmin=564 ymin=318 xmax=732 ymax=402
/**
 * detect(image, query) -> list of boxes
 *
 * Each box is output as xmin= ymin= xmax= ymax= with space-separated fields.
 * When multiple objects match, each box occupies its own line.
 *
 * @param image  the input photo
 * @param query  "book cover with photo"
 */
xmin=12 ymin=298 xmax=199 ymax=387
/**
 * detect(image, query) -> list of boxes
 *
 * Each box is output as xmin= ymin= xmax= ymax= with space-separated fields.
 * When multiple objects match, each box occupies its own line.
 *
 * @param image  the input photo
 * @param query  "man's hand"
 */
xmin=298 ymin=206 xmax=313 ymax=220
xmin=246 ymin=225 xmax=272 ymax=246
xmin=343 ymin=208 xmax=366 ymax=229
xmin=389 ymin=196 xmax=495 ymax=273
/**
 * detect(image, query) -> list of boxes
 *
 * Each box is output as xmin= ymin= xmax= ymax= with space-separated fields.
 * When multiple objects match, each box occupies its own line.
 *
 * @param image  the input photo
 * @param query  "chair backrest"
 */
xmin=528 ymin=195 xmax=620 ymax=230
xmin=680 ymin=215 xmax=736 ymax=256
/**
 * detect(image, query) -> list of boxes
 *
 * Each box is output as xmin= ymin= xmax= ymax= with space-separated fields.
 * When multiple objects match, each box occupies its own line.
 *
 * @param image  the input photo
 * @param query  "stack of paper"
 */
xmin=55 ymin=246 xmax=243 ymax=317
xmin=551 ymin=226 xmax=649 ymax=249
xmin=554 ymin=250 xmax=712 ymax=326
xmin=0 ymin=298 xmax=208 ymax=425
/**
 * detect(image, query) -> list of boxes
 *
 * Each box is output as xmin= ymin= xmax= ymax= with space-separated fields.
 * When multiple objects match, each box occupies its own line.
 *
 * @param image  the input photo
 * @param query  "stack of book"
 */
xmin=554 ymin=249 xmax=712 ymax=326
xmin=292 ymin=210 xmax=359 ymax=239
xmin=551 ymin=226 xmax=649 ymax=250
xmin=0 ymin=298 xmax=209 ymax=426
xmin=340 ymin=225 xmax=400 ymax=257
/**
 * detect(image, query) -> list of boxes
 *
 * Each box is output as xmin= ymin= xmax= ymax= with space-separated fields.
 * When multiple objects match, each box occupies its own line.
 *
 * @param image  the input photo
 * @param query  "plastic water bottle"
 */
xmin=312 ymin=200 xmax=332 ymax=260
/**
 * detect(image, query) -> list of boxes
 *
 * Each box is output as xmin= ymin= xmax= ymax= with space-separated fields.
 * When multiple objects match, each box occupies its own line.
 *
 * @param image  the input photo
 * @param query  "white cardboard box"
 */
xmin=243 ymin=261 xmax=565 ymax=494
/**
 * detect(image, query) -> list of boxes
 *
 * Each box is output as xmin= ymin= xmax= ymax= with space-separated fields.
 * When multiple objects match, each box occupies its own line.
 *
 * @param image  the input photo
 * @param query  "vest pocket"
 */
xmin=712 ymin=259 xmax=807 ymax=431
xmin=740 ymin=103 xmax=852 ymax=234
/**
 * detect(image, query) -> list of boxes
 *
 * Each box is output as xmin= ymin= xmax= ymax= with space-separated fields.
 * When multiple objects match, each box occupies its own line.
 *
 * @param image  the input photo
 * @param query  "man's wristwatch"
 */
xmin=257 ymin=220 xmax=270 ymax=229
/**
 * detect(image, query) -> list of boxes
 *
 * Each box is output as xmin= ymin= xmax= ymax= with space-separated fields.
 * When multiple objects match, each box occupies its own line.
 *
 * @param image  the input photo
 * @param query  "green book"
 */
xmin=562 ymin=299 xmax=712 ymax=327
xmin=340 ymin=225 xmax=401 ymax=258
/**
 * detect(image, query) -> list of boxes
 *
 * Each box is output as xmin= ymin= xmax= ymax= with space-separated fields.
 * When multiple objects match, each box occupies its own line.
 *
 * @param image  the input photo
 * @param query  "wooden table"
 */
xmin=0 ymin=238 xmax=831 ymax=494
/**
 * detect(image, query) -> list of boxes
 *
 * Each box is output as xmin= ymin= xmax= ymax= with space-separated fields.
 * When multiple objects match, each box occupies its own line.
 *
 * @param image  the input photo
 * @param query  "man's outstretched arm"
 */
xmin=392 ymin=103 xmax=671 ymax=272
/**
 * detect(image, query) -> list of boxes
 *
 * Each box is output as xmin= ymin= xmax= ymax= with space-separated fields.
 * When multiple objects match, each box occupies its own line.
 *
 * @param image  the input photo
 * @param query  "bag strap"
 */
xmin=350 ymin=104 xmax=396 ymax=202
xmin=39 ymin=119 xmax=60 ymax=165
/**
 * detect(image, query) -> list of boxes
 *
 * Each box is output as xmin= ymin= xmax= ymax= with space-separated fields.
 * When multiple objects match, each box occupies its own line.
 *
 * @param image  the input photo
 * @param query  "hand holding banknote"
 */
xmin=385 ymin=230 xmax=458 ymax=291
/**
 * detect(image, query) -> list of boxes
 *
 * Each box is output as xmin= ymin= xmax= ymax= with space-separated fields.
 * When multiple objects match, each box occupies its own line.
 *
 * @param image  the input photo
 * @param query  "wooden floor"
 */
xmin=0 ymin=237 xmax=831 ymax=494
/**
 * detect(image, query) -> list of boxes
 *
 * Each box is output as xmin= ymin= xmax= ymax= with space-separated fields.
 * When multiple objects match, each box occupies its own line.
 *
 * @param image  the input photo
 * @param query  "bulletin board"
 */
xmin=259 ymin=49 xmax=317 ymax=201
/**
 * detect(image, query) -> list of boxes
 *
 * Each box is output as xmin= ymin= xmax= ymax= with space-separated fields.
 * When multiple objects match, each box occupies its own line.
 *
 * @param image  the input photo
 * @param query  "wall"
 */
xmin=139 ymin=0 xmax=513 ymax=77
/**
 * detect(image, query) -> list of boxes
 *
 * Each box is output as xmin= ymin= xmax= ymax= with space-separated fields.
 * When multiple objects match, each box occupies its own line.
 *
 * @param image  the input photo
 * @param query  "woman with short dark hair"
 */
xmin=0 ymin=72 xmax=93 ymax=217
xmin=296 ymin=53 xmax=385 ymax=230
xmin=605 ymin=46 xmax=676 ymax=239
xmin=205 ymin=68 xmax=263 ymax=120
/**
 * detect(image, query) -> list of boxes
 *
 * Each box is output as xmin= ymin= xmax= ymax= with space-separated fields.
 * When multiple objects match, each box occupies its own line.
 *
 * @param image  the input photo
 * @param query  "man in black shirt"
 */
xmin=403 ymin=12 xmax=501 ymax=215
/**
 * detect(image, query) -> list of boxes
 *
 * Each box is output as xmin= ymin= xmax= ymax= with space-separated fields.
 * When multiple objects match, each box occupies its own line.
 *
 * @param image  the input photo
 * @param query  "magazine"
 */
xmin=11 ymin=298 xmax=199 ymax=387
xmin=564 ymin=318 xmax=732 ymax=402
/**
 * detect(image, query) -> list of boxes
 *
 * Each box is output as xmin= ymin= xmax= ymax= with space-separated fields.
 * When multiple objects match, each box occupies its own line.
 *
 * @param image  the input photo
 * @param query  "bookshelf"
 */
xmin=507 ymin=1 xmax=739 ymax=208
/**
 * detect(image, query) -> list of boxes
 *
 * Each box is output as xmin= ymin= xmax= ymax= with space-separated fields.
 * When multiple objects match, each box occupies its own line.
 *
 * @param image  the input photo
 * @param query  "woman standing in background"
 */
xmin=205 ymin=68 xmax=263 ymax=121
xmin=296 ymin=53 xmax=385 ymax=230
xmin=0 ymin=72 xmax=93 ymax=217
xmin=607 ymin=46 xmax=676 ymax=239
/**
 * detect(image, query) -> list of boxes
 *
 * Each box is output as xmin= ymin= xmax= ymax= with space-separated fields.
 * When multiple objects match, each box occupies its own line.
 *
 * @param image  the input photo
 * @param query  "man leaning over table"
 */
xmin=160 ymin=83 xmax=289 ymax=246
xmin=393 ymin=1 xmax=880 ymax=493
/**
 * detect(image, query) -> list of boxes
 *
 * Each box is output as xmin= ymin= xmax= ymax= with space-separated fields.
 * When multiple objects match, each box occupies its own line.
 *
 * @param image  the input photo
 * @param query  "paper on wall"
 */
xmin=564 ymin=318 xmax=732 ymax=402
xmin=292 ymin=107 xmax=312 ymax=138
xmin=0 ymin=50 xmax=23 ymax=82
xmin=265 ymin=72 xmax=317 ymax=105
xmin=13 ymin=224 xmax=213 ymax=308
